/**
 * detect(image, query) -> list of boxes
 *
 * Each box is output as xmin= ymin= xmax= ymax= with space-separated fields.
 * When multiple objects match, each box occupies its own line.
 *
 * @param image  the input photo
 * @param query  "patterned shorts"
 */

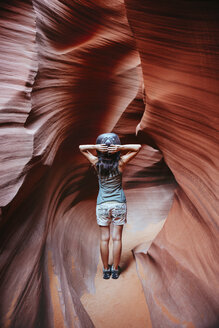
xmin=96 ymin=201 xmax=127 ymax=226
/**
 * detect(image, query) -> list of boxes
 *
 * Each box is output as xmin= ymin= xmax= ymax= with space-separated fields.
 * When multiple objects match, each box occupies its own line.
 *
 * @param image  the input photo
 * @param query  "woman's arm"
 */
xmin=79 ymin=144 xmax=107 ymax=165
xmin=108 ymin=144 xmax=141 ymax=153
xmin=119 ymin=144 xmax=141 ymax=172
xmin=119 ymin=144 xmax=141 ymax=166
xmin=119 ymin=144 xmax=141 ymax=152
xmin=108 ymin=144 xmax=141 ymax=172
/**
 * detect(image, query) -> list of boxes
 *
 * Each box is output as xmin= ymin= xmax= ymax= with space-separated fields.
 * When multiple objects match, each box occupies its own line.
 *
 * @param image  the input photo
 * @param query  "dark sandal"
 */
xmin=111 ymin=266 xmax=121 ymax=279
xmin=103 ymin=265 xmax=111 ymax=279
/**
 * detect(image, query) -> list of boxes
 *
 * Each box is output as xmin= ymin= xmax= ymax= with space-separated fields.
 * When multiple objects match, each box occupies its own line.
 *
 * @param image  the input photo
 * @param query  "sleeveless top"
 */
xmin=97 ymin=171 xmax=126 ymax=205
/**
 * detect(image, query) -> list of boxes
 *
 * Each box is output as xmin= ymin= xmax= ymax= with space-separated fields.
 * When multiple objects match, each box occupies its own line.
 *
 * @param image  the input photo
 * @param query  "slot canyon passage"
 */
xmin=0 ymin=0 xmax=218 ymax=327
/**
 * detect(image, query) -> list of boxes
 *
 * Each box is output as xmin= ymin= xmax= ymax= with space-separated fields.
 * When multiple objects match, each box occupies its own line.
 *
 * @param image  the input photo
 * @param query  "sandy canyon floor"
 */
xmin=81 ymin=217 xmax=165 ymax=328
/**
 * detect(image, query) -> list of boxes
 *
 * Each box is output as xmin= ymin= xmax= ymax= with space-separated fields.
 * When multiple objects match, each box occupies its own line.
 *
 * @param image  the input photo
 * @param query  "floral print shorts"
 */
xmin=96 ymin=201 xmax=127 ymax=226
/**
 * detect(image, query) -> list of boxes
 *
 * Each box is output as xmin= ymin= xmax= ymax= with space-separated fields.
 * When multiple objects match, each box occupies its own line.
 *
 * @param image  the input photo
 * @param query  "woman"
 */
xmin=79 ymin=133 xmax=141 ymax=279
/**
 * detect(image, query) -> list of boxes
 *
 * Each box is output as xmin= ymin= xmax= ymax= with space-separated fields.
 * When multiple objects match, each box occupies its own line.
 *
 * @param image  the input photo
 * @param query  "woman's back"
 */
xmin=97 ymin=171 xmax=126 ymax=205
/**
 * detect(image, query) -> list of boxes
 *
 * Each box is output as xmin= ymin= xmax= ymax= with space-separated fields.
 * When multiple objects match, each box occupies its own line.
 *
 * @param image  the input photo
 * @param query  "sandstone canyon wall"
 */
xmin=0 ymin=1 xmax=218 ymax=328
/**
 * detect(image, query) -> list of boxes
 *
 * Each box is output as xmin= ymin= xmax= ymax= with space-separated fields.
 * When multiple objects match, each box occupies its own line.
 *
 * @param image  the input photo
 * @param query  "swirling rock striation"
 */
xmin=0 ymin=0 xmax=218 ymax=328
xmin=125 ymin=0 xmax=219 ymax=327
xmin=0 ymin=1 xmax=145 ymax=327
xmin=0 ymin=0 xmax=37 ymax=206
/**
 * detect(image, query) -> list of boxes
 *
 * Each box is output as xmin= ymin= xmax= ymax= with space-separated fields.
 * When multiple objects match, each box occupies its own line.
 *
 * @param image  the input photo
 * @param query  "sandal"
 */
xmin=111 ymin=265 xmax=121 ymax=279
xmin=103 ymin=265 xmax=111 ymax=279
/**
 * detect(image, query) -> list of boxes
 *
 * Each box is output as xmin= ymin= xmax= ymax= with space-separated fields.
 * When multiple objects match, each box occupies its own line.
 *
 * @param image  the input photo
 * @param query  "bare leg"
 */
xmin=112 ymin=225 xmax=123 ymax=270
xmin=99 ymin=226 xmax=110 ymax=269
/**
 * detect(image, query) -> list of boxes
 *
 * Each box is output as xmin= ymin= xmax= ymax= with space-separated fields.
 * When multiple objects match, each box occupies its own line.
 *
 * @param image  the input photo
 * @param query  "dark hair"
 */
xmin=96 ymin=152 xmax=120 ymax=177
xmin=95 ymin=133 xmax=121 ymax=177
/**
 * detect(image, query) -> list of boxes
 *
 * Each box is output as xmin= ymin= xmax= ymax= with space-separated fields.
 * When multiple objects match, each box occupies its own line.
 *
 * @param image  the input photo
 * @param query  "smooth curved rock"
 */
xmin=0 ymin=1 xmax=218 ymax=328
xmin=125 ymin=0 xmax=219 ymax=327
xmin=1 ymin=1 xmax=146 ymax=327
xmin=0 ymin=0 xmax=37 ymax=206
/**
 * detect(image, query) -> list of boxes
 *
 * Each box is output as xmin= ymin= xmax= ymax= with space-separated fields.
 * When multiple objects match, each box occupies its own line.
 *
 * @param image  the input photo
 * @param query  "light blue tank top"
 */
xmin=97 ymin=171 xmax=126 ymax=205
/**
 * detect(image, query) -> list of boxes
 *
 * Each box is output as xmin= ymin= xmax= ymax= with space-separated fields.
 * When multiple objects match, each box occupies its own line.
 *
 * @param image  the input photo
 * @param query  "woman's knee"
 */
xmin=112 ymin=225 xmax=123 ymax=242
xmin=100 ymin=231 xmax=110 ymax=242
xmin=101 ymin=235 xmax=110 ymax=243
xmin=112 ymin=232 xmax=122 ymax=242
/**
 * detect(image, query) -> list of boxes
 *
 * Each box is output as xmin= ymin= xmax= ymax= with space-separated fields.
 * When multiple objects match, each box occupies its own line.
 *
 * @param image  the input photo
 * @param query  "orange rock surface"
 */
xmin=0 ymin=1 xmax=218 ymax=327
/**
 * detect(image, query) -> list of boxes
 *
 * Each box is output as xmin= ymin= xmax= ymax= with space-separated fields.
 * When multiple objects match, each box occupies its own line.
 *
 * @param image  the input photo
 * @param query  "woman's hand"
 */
xmin=107 ymin=144 xmax=121 ymax=153
xmin=96 ymin=144 xmax=108 ymax=152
